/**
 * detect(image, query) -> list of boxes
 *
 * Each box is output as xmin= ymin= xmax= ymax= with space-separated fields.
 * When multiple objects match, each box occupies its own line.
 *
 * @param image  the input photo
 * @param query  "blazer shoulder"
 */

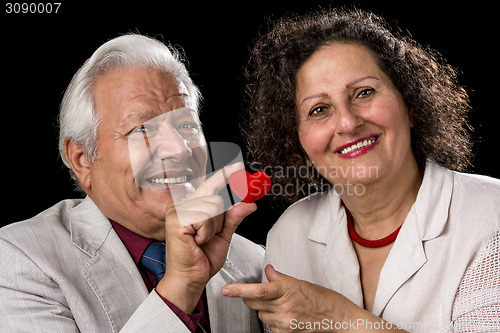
xmin=0 ymin=199 xmax=83 ymax=242
xmin=268 ymin=191 xmax=333 ymax=241
xmin=453 ymin=170 xmax=500 ymax=196
xmin=0 ymin=199 xmax=85 ymax=265
xmin=451 ymin=170 xmax=500 ymax=226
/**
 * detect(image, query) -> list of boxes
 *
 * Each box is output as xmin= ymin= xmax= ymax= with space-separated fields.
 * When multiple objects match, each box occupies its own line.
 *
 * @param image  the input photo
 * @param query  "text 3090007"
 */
xmin=5 ymin=2 xmax=61 ymax=14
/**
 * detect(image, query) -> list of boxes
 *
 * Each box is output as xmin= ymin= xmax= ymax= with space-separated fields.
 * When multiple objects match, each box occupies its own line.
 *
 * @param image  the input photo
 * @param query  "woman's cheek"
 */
xmin=298 ymin=125 xmax=333 ymax=157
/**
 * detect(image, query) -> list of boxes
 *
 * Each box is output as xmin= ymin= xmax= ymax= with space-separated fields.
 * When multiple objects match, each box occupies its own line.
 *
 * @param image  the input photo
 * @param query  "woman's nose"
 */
xmin=334 ymin=103 xmax=363 ymax=135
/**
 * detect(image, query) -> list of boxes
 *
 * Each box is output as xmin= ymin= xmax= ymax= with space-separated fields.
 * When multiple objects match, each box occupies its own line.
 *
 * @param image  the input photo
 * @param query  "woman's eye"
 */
xmin=356 ymin=88 xmax=375 ymax=99
xmin=308 ymin=106 xmax=328 ymax=117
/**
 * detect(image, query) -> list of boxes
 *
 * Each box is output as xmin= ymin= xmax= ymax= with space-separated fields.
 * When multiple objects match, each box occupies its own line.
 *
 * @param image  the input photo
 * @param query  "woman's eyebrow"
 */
xmin=345 ymin=76 xmax=379 ymax=88
xmin=300 ymin=76 xmax=380 ymax=106
xmin=300 ymin=93 xmax=328 ymax=106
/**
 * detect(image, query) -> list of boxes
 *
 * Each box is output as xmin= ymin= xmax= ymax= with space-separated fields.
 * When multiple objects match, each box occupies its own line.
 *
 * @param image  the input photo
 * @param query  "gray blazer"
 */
xmin=0 ymin=197 xmax=264 ymax=332
xmin=265 ymin=161 xmax=500 ymax=332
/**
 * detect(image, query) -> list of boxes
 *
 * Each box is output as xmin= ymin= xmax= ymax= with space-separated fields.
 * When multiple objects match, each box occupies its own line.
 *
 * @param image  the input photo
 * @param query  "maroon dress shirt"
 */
xmin=110 ymin=221 xmax=210 ymax=332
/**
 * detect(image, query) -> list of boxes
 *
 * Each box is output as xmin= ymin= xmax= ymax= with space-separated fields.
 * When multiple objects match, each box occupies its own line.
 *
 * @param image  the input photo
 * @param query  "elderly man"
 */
xmin=0 ymin=34 xmax=264 ymax=332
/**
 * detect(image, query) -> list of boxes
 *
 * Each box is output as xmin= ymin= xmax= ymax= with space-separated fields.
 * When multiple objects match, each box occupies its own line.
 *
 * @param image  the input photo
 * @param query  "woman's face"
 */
xmin=296 ymin=43 xmax=415 ymax=189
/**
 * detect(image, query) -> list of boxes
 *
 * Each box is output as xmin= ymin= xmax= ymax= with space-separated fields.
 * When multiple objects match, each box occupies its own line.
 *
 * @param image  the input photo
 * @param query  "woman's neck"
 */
xmin=341 ymin=158 xmax=423 ymax=240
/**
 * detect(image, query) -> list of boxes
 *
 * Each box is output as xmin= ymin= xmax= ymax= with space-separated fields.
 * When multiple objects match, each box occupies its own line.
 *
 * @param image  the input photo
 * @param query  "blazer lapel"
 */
xmin=206 ymin=255 xmax=250 ymax=332
xmin=321 ymin=211 xmax=365 ymax=307
xmin=308 ymin=191 xmax=364 ymax=307
xmin=71 ymin=197 xmax=149 ymax=331
xmin=371 ymin=210 xmax=427 ymax=316
xmin=372 ymin=161 xmax=454 ymax=316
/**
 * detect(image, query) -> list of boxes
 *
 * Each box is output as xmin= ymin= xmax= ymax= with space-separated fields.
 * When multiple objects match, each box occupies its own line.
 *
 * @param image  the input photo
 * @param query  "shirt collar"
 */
xmin=110 ymin=220 xmax=153 ymax=265
xmin=308 ymin=159 xmax=453 ymax=244
xmin=412 ymin=159 xmax=453 ymax=241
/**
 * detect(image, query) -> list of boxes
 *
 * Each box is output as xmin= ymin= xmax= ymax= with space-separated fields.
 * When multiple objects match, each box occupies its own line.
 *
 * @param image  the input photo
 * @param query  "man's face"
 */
xmin=85 ymin=68 xmax=207 ymax=239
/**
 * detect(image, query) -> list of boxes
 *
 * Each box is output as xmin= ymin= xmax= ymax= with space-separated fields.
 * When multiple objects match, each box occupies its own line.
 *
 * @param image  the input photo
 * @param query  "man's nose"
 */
xmin=154 ymin=126 xmax=192 ymax=163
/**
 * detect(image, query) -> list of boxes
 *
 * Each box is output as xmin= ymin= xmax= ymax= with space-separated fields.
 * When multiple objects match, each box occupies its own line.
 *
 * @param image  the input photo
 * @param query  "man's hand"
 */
xmin=156 ymin=162 xmax=257 ymax=313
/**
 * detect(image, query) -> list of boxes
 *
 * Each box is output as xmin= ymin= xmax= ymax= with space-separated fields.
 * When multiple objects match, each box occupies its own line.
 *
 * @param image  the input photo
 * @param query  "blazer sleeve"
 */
xmin=0 ymin=237 xmax=80 ymax=332
xmin=448 ymin=228 xmax=500 ymax=332
xmin=0 ymin=237 xmax=192 ymax=333
xmin=119 ymin=291 xmax=190 ymax=332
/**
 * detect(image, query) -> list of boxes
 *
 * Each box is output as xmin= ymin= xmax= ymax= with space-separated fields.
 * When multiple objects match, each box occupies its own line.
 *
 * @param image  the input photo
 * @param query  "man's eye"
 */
xmin=177 ymin=122 xmax=200 ymax=137
xmin=129 ymin=125 xmax=156 ymax=138
xmin=178 ymin=122 xmax=197 ymax=129
xmin=131 ymin=125 xmax=148 ymax=133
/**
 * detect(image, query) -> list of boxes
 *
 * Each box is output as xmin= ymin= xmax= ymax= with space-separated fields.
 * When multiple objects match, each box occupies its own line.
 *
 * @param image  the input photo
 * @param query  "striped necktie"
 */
xmin=140 ymin=242 xmax=166 ymax=286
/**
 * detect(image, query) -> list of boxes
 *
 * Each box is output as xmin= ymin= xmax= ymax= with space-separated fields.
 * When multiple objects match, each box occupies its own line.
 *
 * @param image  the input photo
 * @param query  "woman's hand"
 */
xmin=222 ymin=264 xmax=407 ymax=332
xmin=222 ymin=264 xmax=349 ymax=332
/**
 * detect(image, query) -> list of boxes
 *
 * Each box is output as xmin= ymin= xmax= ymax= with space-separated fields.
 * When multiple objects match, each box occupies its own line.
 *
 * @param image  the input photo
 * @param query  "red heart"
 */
xmin=229 ymin=170 xmax=271 ymax=203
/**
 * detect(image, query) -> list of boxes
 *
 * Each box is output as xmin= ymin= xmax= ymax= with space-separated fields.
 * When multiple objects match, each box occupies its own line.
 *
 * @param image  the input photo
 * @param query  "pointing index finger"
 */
xmin=222 ymin=281 xmax=283 ymax=300
xmin=190 ymin=162 xmax=244 ymax=198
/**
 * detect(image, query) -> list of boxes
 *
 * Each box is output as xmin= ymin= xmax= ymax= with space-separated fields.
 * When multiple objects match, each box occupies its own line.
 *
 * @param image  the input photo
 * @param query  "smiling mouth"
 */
xmin=140 ymin=168 xmax=193 ymax=187
xmin=336 ymin=135 xmax=380 ymax=155
xmin=147 ymin=175 xmax=189 ymax=184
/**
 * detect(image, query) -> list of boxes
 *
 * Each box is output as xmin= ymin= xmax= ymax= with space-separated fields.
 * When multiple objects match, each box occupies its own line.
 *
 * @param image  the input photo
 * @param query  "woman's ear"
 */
xmin=408 ymin=107 xmax=416 ymax=128
xmin=64 ymin=139 xmax=92 ymax=192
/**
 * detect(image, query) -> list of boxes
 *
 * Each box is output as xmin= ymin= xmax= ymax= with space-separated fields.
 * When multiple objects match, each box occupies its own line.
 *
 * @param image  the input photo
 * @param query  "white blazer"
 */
xmin=265 ymin=161 xmax=500 ymax=332
xmin=0 ymin=197 xmax=265 ymax=332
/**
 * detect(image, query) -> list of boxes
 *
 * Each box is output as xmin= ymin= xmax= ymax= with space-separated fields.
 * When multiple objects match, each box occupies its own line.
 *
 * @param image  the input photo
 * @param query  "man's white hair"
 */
xmin=58 ymin=34 xmax=201 ymax=182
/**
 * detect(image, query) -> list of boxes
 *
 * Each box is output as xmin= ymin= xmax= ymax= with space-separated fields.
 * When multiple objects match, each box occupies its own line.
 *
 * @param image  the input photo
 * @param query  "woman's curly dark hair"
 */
xmin=243 ymin=8 xmax=473 ymax=204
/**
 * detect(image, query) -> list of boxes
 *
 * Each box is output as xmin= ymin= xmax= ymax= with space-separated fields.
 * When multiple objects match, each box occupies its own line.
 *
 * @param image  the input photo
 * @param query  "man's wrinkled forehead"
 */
xmin=128 ymin=71 xmax=192 ymax=105
xmin=95 ymin=68 xmax=196 ymax=109
xmin=94 ymin=68 xmax=199 ymax=131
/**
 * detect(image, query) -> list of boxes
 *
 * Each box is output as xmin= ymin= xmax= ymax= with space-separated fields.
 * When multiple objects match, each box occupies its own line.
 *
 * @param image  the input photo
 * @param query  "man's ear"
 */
xmin=64 ymin=139 xmax=92 ymax=192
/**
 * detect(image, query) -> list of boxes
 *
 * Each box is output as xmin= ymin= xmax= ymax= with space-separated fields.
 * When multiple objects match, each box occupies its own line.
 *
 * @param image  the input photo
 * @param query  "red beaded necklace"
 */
xmin=346 ymin=209 xmax=402 ymax=248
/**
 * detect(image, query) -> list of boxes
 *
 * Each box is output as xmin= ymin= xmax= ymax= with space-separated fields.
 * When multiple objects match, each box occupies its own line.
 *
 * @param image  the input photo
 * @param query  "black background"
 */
xmin=1 ymin=1 xmax=498 ymax=245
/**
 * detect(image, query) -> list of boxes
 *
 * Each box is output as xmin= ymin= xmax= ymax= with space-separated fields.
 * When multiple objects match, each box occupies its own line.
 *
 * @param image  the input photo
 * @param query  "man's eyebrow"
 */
xmin=123 ymin=109 xmax=160 ymax=123
xmin=345 ymin=76 xmax=379 ymax=88
xmin=300 ymin=93 xmax=328 ymax=106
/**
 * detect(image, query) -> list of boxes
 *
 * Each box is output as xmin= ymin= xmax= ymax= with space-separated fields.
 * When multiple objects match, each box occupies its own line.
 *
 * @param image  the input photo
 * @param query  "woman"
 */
xmin=222 ymin=8 xmax=500 ymax=332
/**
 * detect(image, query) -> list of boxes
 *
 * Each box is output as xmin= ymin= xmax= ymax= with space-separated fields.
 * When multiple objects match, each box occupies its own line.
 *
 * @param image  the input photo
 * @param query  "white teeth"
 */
xmin=148 ymin=175 xmax=188 ymax=184
xmin=340 ymin=137 xmax=377 ymax=155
